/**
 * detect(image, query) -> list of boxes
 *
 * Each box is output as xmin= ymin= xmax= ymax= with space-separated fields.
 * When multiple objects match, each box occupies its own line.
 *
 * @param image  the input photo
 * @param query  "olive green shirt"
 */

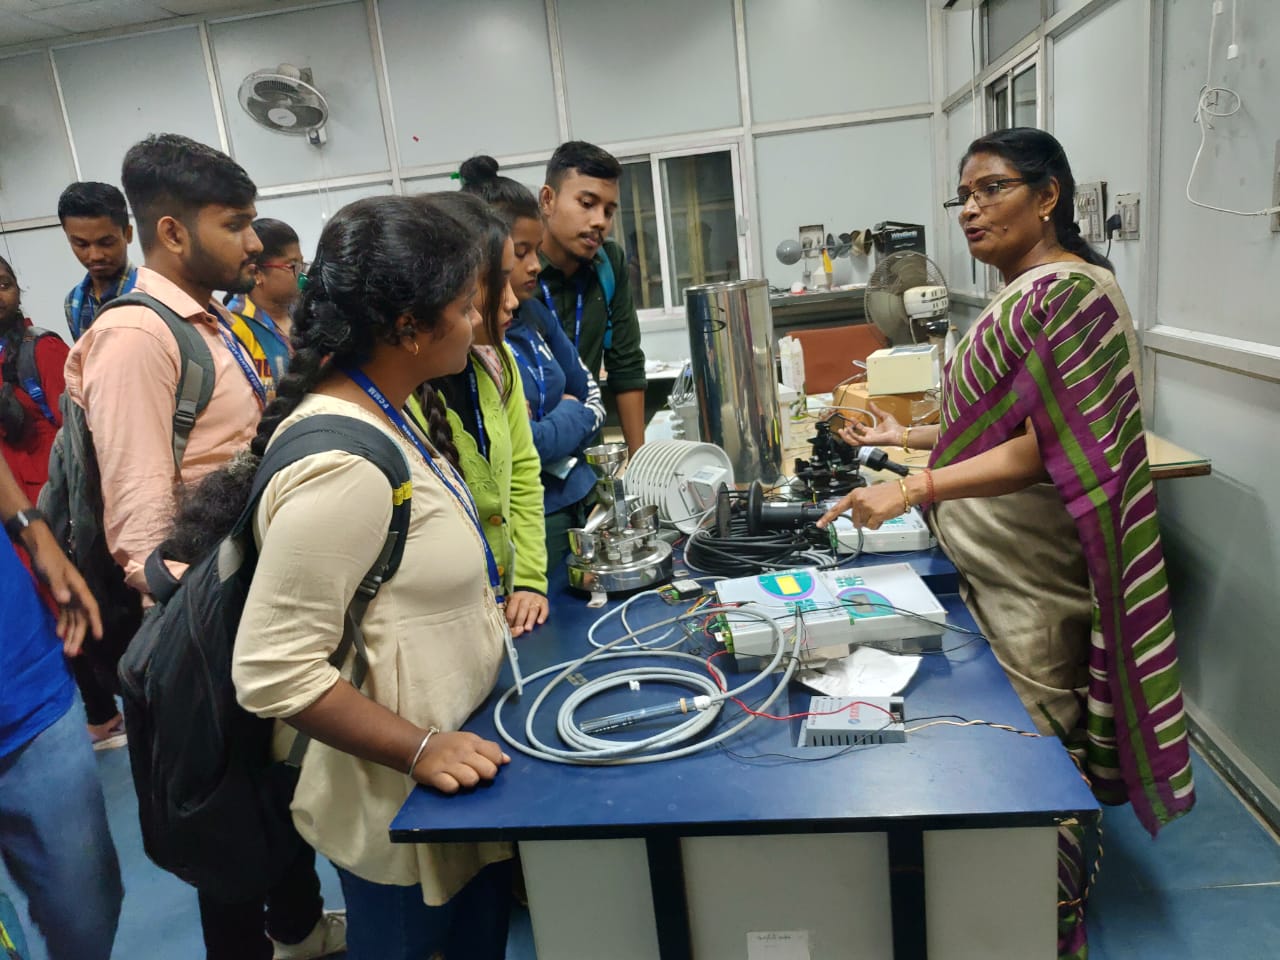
xmin=537 ymin=239 xmax=647 ymax=393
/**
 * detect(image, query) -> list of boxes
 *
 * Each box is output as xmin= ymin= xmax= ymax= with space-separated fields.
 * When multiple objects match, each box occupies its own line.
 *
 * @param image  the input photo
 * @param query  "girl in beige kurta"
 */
xmin=223 ymin=195 xmax=517 ymax=959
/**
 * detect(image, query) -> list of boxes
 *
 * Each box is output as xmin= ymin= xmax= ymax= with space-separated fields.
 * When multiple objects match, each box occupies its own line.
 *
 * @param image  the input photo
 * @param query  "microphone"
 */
xmin=855 ymin=446 xmax=911 ymax=477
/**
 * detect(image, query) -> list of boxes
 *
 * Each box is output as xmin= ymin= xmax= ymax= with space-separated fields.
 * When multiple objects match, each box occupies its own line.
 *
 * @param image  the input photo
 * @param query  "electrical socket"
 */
xmin=1116 ymin=193 xmax=1140 ymax=240
xmin=1075 ymin=181 xmax=1107 ymax=244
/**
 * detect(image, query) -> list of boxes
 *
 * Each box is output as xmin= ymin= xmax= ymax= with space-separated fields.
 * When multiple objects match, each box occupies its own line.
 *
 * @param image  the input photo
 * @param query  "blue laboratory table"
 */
xmin=392 ymin=552 xmax=1098 ymax=960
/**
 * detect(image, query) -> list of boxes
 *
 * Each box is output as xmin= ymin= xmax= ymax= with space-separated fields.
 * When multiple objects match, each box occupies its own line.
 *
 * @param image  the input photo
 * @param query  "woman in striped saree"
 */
xmin=822 ymin=128 xmax=1194 ymax=958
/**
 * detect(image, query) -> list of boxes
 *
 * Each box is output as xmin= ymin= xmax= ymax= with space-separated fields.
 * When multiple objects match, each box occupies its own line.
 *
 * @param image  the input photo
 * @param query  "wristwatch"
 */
xmin=4 ymin=507 xmax=47 ymax=542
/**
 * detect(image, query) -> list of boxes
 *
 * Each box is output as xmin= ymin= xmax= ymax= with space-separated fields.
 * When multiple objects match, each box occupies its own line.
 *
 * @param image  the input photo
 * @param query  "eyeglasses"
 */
xmin=260 ymin=260 xmax=305 ymax=277
xmin=941 ymin=178 xmax=1029 ymax=215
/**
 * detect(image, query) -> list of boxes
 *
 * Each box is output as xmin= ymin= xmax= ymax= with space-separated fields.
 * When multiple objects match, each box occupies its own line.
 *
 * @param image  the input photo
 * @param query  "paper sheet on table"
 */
xmin=747 ymin=930 xmax=810 ymax=960
xmin=796 ymin=646 xmax=921 ymax=698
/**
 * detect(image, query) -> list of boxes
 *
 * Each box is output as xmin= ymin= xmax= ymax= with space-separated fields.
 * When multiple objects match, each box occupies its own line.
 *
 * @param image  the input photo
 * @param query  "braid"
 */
xmin=1 ymin=322 xmax=29 ymax=442
xmin=162 ymin=193 xmax=482 ymax=564
xmin=416 ymin=386 xmax=462 ymax=472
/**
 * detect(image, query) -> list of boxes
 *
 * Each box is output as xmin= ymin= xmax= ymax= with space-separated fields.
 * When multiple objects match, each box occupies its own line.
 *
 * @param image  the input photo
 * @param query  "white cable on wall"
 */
xmin=1185 ymin=0 xmax=1280 ymax=218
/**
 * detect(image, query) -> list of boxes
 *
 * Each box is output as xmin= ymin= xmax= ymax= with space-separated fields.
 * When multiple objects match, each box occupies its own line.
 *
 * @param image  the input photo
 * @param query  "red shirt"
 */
xmin=1 ymin=319 xmax=68 ymax=503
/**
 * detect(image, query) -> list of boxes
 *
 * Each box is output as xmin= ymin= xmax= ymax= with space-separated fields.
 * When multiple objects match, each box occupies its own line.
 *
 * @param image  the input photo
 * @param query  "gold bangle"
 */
xmin=901 ymin=425 xmax=912 ymax=453
xmin=897 ymin=477 xmax=912 ymax=515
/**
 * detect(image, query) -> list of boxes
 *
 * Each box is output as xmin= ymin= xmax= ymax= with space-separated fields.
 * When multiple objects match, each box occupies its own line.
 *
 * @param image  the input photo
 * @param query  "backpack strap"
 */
xmin=594 ymin=247 xmax=617 ymax=350
xmin=239 ymin=415 xmax=413 ymax=771
xmin=98 ymin=292 xmax=216 ymax=470
xmin=15 ymin=328 xmax=59 ymax=424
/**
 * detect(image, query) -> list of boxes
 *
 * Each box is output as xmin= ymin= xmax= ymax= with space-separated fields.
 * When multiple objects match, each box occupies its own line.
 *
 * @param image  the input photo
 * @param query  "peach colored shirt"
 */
xmin=65 ymin=267 xmax=261 ymax=593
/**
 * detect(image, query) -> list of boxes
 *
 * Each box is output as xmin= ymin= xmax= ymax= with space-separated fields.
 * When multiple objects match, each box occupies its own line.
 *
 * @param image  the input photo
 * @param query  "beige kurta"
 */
xmin=232 ymin=393 xmax=511 ymax=904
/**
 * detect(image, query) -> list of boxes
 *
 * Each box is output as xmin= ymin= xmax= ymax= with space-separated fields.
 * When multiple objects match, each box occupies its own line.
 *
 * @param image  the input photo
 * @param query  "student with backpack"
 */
xmin=536 ymin=141 xmax=647 ymax=455
xmin=458 ymin=157 xmax=606 ymax=575
xmin=160 ymin=194 xmax=514 ymax=959
xmin=0 ymin=256 xmax=68 ymax=506
xmin=0 ymin=256 xmax=126 ymax=749
xmin=57 ymin=182 xmax=138 ymax=341
xmin=1 ymin=453 xmax=121 ymax=960
xmin=60 ymin=133 xmax=344 ymax=960
xmin=413 ymin=189 xmax=549 ymax=638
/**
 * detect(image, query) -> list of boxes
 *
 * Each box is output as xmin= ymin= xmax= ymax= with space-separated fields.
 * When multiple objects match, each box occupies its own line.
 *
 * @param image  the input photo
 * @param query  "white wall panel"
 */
xmin=0 ymin=53 xmax=77 ymax=222
xmin=380 ymin=0 xmax=559 ymax=168
xmin=746 ymin=0 xmax=930 ymax=124
xmin=210 ymin=2 xmax=389 ymax=188
xmin=54 ymin=28 xmax=221 ymax=185
xmin=557 ymin=0 xmax=740 ymax=143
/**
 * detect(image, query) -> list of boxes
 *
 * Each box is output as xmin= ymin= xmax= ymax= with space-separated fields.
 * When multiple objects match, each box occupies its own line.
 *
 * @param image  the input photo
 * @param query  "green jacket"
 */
xmin=537 ymin=239 xmax=647 ymax=393
xmin=408 ymin=348 xmax=547 ymax=595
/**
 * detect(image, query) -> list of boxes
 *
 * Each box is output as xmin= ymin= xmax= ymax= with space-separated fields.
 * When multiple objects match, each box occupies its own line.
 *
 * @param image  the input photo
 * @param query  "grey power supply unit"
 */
xmin=799 ymin=696 xmax=907 ymax=747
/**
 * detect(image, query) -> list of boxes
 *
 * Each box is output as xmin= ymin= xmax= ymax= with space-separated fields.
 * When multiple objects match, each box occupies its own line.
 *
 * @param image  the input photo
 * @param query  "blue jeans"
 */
xmin=0 ymin=697 xmax=122 ymax=960
xmin=336 ymin=859 xmax=512 ymax=960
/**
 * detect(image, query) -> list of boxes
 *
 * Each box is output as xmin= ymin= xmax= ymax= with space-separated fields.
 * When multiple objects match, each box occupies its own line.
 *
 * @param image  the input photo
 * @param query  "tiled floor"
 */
xmin=3 ymin=743 xmax=1277 ymax=958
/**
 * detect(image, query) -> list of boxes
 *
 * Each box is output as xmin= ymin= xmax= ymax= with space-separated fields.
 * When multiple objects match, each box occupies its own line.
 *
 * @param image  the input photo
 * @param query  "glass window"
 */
xmin=1012 ymin=64 xmax=1037 ymax=128
xmin=614 ymin=160 xmax=663 ymax=311
xmin=989 ymin=78 xmax=1011 ymax=130
xmin=612 ymin=148 xmax=745 ymax=314
xmin=985 ymin=0 xmax=1041 ymax=64
xmin=660 ymin=151 xmax=741 ymax=307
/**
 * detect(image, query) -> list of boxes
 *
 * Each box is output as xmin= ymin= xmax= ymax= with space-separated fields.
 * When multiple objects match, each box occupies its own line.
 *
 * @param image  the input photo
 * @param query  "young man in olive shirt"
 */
xmin=537 ymin=141 xmax=647 ymax=454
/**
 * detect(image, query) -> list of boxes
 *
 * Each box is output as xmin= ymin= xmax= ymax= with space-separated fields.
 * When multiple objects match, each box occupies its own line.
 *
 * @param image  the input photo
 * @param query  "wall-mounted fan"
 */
xmin=864 ymin=251 xmax=956 ymax=358
xmin=238 ymin=64 xmax=329 ymax=146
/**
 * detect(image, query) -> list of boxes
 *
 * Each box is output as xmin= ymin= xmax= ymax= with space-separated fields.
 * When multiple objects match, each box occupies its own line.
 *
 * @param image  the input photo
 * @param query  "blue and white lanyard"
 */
xmin=466 ymin=363 xmax=489 ymax=460
xmin=342 ymin=366 xmax=502 ymax=597
xmin=513 ymin=341 xmax=548 ymax=420
xmin=213 ymin=316 xmax=267 ymax=408
xmin=540 ymin=276 xmax=586 ymax=350
xmin=69 ymin=267 xmax=137 ymax=340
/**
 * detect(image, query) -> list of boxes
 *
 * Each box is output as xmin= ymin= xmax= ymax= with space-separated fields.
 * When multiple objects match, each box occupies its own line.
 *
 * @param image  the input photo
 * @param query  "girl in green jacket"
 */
xmin=410 ymin=193 xmax=549 ymax=637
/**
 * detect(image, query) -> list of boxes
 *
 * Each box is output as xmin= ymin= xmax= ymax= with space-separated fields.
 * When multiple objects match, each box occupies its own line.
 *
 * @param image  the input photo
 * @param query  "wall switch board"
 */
xmin=1075 ymin=181 xmax=1106 ymax=244
xmin=1116 ymin=193 xmax=1140 ymax=240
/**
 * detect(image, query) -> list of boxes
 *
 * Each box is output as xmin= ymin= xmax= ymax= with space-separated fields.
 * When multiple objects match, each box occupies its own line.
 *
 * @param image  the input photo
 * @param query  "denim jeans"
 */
xmin=336 ymin=859 xmax=512 ymax=960
xmin=0 ymin=697 xmax=123 ymax=960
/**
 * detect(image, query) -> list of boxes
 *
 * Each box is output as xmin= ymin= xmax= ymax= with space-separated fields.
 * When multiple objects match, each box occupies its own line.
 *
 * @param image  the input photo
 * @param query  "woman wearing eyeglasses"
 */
xmin=822 ymin=128 xmax=1194 ymax=959
xmin=226 ymin=218 xmax=302 ymax=401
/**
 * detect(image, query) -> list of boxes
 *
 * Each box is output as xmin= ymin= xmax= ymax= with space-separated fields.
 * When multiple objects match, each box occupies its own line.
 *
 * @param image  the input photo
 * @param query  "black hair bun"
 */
xmin=459 ymin=155 xmax=500 ymax=186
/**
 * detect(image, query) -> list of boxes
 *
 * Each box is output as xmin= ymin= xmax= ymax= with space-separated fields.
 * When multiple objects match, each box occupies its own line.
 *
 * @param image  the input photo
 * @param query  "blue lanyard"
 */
xmin=513 ymin=340 xmax=547 ymax=420
xmin=466 ymin=363 xmax=490 ymax=460
xmin=69 ymin=266 xmax=137 ymax=340
xmin=540 ymin=277 xmax=586 ymax=350
xmin=342 ymin=366 xmax=502 ymax=597
xmin=232 ymin=294 xmax=286 ymax=345
xmin=214 ymin=315 xmax=267 ymax=407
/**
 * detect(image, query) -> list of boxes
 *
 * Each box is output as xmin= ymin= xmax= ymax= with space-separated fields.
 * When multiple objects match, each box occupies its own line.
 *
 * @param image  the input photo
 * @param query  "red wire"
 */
xmin=703 ymin=650 xmax=896 ymax=722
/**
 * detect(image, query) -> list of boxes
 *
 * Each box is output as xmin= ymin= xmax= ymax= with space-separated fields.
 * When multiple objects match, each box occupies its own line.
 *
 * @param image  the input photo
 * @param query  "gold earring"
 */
xmin=407 ymin=339 xmax=420 ymax=357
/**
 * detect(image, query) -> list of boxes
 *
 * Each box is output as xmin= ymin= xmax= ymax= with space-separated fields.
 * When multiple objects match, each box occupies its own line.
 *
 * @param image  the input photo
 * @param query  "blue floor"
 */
xmin=2 ymin=743 xmax=1277 ymax=958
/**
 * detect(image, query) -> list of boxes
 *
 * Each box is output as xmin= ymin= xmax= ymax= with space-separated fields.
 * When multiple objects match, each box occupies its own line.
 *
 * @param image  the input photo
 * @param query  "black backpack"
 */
xmin=118 ymin=414 xmax=412 ymax=902
xmin=38 ymin=292 xmax=217 ymax=658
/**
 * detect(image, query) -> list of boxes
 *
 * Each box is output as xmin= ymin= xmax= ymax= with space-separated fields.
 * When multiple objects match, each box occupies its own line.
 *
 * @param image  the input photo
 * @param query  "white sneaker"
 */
xmin=271 ymin=909 xmax=347 ymax=959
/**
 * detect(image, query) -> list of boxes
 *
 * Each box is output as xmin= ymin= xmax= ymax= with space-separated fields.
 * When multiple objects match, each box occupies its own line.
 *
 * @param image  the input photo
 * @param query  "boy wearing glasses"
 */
xmin=225 ymin=218 xmax=302 ymax=399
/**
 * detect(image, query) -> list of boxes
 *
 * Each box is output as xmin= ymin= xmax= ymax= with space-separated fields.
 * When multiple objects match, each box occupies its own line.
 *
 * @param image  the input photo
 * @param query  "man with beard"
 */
xmin=64 ymin=134 xmax=347 ymax=960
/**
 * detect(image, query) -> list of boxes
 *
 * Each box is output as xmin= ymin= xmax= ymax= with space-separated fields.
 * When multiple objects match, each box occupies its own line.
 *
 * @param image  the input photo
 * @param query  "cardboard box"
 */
xmin=831 ymin=381 xmax=939 ymax=429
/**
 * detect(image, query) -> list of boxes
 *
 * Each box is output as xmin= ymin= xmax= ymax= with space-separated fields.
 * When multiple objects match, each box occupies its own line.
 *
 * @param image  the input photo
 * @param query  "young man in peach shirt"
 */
xmin=63 ymin=133 xmax=345 ymax=960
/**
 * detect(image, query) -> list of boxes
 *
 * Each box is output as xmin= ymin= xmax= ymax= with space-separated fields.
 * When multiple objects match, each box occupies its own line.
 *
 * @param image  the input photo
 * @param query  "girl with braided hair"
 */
xmin=178 ymin=194 xmax=517 ymax=958
xmin=410 ymin=190 xmax=550 ymax=638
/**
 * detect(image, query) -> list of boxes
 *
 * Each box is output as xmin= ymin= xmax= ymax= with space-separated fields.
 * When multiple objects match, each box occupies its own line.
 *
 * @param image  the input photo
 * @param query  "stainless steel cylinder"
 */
xmin=684 ymin=279 xmax=782 ymax=484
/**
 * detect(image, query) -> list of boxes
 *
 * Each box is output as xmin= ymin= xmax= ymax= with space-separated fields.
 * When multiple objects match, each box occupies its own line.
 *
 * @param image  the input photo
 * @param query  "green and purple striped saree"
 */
xmin=930 ymin=262 xmax=1195 ymax=837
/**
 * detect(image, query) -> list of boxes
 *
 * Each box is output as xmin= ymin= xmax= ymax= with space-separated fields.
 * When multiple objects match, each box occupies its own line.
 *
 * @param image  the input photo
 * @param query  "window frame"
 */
xmin=613 ymin=141 xmax=749 ymax=323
